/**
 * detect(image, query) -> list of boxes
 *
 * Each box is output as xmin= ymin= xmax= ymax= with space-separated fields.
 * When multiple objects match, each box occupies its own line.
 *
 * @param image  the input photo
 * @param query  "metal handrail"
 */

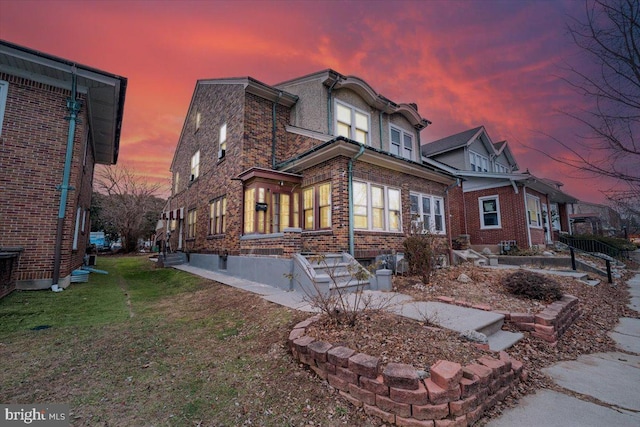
xmin=558 ymin=235 xmax=628 ymax=260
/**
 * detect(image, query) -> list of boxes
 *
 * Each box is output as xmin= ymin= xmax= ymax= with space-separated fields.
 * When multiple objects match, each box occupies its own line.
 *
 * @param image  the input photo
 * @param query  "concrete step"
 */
xmin=487 ymin=330 xmax=524 ymax=351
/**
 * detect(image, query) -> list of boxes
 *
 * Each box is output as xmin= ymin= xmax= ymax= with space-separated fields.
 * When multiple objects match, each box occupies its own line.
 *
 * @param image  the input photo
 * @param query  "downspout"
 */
xmin=271 ymin=91 xmax=282 ymax=169
xmin=327 ymin=78 xmax=339 ymax=134
xmin=52 ymin=66 xmax=82 ymax=288
xmin=444 ymin=178 xmax=460 ymax=265
xmin=523 ymin=186 xmax=532 ymax=248
xmin=348 ymin=144 xmax=366 ymax=256
xmin=378 ymin=111 xmax=383 ymax=150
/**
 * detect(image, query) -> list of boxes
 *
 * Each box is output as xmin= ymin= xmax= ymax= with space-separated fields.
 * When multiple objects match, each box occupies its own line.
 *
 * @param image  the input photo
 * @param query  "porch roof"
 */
xmin=276 ymin=137 xmax=457 ymax=185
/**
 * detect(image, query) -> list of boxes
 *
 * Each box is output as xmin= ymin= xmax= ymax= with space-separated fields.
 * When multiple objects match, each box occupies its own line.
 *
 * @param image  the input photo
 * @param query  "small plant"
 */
xmin=503 ymin=271 xmax=563 ymax=302
xmin=403 ymin=227 xmax=448 ymax=284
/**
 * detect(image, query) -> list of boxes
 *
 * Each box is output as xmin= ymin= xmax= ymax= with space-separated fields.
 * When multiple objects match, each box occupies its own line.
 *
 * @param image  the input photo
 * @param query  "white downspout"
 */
xmin=523 ymin=187 xmax=532 ymax=248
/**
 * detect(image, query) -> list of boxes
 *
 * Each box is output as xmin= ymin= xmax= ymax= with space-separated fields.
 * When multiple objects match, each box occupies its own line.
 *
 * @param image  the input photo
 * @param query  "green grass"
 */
xmin=0 ymin=256 xmax=205 ymax=334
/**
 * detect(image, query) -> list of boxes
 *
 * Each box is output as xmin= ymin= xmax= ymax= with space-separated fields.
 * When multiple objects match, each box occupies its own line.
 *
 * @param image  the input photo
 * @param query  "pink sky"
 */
xmin=0 ymin=0 xmax=615 ymax=203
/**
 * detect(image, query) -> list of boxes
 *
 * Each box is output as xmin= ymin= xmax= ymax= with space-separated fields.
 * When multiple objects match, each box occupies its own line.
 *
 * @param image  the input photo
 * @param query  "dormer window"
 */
xmin=494 ymin=162 xmax=510 ymax=174
xmin=390 ymin=126 xmax=414 ymax=160
xmin=470 ymin=150 xmax=489 ymax=172
xmin=335 ymin=101 xmax=369 ymax=145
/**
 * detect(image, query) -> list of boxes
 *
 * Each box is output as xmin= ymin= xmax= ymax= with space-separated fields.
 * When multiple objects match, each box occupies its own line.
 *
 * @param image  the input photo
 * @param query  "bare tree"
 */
xmin=542 ymin=0 xmax=639 ymax=211
xmin=94 ymin=164 xmax=164 ymax=253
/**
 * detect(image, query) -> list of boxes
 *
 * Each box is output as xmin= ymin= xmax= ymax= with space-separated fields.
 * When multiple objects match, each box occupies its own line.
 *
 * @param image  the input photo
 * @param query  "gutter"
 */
xmin=348 ymin=144 xmax=366 ymax=256
xmin=52 ymin=67 xmax=82 ymax=288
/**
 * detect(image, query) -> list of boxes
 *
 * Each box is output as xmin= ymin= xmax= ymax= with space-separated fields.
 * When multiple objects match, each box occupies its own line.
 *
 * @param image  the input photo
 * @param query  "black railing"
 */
xmin=559 ymin=235 xmax=628 ymax=260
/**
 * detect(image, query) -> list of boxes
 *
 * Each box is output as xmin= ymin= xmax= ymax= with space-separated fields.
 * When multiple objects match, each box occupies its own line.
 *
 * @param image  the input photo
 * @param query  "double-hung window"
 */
xmin=353 ymin=181 xmax=401 ymax=232
xmin=479 ymin=196 xmax=501 ymax=229
xmin=187 ymin=209 xmax=197 ymax=239
xmin=494 ymin=162 xmax=509 ymax=174
xmin=191 ymin=150 xmax=200 ymax=180
xmin=174 ymin=172 xmax=180 ymax=195
xmin=243 ymin=183 xmax=302 ymax=234
xmin=302 ymin=183 xmax=332 ymax=230
xmin=409 ymin=193 xmax=446 ymax=234
xmin=526 ymin=194 xmax=542 ymax=228
xmin=470 ymin=151 xmax=489 ymax=172
xmin=335 ymin=101 xmax=370 ymax=145
xmin=390 ymin=126 xmax=414 ymax=160
xmin=209 ymin=196 xmax=226 ymax=235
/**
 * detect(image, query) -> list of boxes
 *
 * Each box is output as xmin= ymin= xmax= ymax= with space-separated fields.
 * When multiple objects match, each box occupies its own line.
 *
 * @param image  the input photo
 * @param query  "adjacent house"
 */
xmin=163 ymin=69 xmax=456 ymax=289
xmin=0 ymin=40 xmax=127 ymax=297
xmin=570 ymin=201 xmax=623 ymax=236
xmin=422 ymin=126 xmax=577 ymax=252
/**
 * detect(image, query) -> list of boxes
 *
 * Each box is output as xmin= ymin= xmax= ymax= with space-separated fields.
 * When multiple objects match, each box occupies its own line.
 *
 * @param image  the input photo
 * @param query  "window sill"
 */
xmin=354 ymin=229 xmax=404 ymax=235
xmin=207 ymin=234 xmax=226 ymax=240
xmin=186 ymin=238 xmax=196 ymax=242
xmin=301 ymin=229 xmax=333 ymax=235
xmin=480 ymin=226 xmax=502 ymax=230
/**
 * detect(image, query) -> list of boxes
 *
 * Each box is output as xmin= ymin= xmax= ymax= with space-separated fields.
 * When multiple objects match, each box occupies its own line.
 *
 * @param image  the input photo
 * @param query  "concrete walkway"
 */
xmin=488 ymin=259 xmax=640 ymax=427
xmin=173 ymin=264 xmax=521 ymax=350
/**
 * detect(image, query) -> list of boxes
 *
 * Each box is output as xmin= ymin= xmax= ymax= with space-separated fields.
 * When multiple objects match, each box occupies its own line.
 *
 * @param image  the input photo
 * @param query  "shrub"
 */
xmin=503 ymin=271 xmax=563 ymax=302
xmin=403 ymin=230 xmax=447 ymax=284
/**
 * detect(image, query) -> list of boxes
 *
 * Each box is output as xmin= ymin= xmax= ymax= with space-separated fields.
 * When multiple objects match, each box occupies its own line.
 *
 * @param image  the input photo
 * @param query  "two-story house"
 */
xmin=163 ymin=69 xmax=456 ymax=290
xmin=422 ymin=126 xmax=577 ymax=252
xmin=0 ymin=40 xmax=127 ymax=297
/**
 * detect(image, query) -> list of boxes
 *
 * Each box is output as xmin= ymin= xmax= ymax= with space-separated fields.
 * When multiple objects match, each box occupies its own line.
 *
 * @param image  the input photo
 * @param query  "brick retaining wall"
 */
xmin=436 ymin=294 xmax=581 ymax=346
xmin=289 ymin=315 xmax=527 ymax=426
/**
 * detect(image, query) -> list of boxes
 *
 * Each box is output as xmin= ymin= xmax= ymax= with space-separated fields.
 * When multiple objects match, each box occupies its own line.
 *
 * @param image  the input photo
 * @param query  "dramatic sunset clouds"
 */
xmin=0 ymin=0 xmax=614 ymax=203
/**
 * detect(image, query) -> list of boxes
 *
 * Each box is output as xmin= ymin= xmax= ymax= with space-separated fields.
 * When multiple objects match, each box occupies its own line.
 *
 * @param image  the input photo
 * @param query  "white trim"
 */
xmin=526 ymin=193 xmax=543 ymax=229
xmin=284 ymin=125 xmax=333 ymax=142
xmin=353 ymin=180 xmax=402 ymax=232
xmin=409 ymin=192 xmax=446 ymax=235
xmin=478 ymin=195 xmax=501 ymax=229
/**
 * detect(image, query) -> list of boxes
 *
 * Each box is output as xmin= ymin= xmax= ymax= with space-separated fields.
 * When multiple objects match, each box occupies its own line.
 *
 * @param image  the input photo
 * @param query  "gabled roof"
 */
xmin=0 ymin=39 xmax=127 ymax=165
xmin=421 ymin=126 xmax=484 ymax=156
xmin=275 ymin=69 xmax=431 ymax=130
xmin=421 ymin=125 xmax=519 ymax=170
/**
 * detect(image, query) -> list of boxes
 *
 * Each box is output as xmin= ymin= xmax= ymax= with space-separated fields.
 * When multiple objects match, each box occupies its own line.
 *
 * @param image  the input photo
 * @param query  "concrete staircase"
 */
xmin=292 ymin=253 xmax=372 ymax=295
xmin=159 ymin=252 xmax=187 ymax=267
xmin=452 ymin=249 xmax=489 ymax=266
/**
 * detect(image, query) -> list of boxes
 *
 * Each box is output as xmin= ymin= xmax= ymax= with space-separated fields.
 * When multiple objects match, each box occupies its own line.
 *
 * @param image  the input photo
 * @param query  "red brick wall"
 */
xmin=0 ymin=73 xmax=92 ymax=287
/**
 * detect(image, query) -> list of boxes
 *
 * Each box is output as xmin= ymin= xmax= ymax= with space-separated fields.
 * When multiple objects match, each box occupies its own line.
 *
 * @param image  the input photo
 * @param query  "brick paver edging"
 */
xmin=289 ymin=315 xmax=527 ymax=426
xmin=436 ymin=294 xmax=581 ymax=346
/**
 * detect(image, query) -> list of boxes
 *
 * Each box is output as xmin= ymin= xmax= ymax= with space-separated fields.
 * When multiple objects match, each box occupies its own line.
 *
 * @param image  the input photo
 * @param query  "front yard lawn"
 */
xmin=0 ymin=256 xmax=377 ymax=426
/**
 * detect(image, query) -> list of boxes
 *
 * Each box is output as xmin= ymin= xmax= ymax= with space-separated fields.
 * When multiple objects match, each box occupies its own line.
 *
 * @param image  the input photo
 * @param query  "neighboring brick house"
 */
xmin=422 ymin=126 xmax=577 ymax=252
xmin=163 ymin=69 xmax=456 ymax=288
xmin=0 ymin=40 xmax=127 ymax=296
xmin=570 ymin=201 xmax=623 ymax=236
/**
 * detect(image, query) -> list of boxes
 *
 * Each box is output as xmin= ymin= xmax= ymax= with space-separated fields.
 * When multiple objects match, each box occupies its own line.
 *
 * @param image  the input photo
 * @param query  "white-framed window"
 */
xmin=390 ymin=126 xmax=414 ymax=160
xmin=526 ymin=194 xmax=542 ymax=228
xmin=494 ymin=162 xmax=509 ymax=174
xmin=191 ymin=150 xmax=200 ymax=180
xmin=410 ymin=193 xmax=446 ymax=234
xmin=174 ymin=172 xmax=180 ymax=195
xmin=479 ymin=196 xmax=501 ymax=229
xmin=219 ymin=123 xmax=227 ymax=159
xmin=187 ymin=209 xmax=197 ymax=238
xmin=0 ymin=80 xmax=8 ymax=138
xmin=470 ymin=151 xmax=489 ymax=172
xmin=353 ymin=181 xmax=401 ymax=232
xmin=335 ymin=100 xmax=370 ymax=145
xmin=209 ymin=196 xmax=226 ymax=235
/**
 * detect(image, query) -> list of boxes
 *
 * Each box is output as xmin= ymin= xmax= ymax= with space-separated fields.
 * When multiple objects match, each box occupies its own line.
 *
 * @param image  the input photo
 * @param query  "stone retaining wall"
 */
xmin=289 ymin=315 xmax=527 ymax=426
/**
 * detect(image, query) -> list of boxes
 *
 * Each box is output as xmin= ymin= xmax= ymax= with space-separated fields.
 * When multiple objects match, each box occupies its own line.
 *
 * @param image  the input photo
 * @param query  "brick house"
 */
xmin=422 ymin=126 xmax=577 ymax=252
xmin=0 ymin=40 xmax=127 ymax=297
xmin=163 ymin=69 xmax=456 ymax=290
